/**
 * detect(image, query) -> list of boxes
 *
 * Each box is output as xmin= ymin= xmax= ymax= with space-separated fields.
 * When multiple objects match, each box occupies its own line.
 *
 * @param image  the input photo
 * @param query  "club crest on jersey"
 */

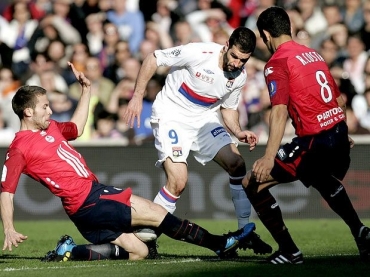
xmin=45 ymin=135 xmax=55 ymax=143
xmin=268 ymin=81 xmax=277 ymax=97
xmin=172 ymin=147 xmax=183 ymax=157
xmin=164 ymin=48 xmax=181 ymax=57
xmin=265 ymin=67 xmax=274 ymax=77
xmin=226 ymin=79 xmax=235 ymax=88
xmin=195 ymin=72 xmax=214 ymax=84
xmin=211 ymin=127 xmax=226 ymax=137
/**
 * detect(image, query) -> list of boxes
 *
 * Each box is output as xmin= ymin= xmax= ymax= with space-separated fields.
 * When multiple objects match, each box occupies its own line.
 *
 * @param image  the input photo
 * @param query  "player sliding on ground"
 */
xmin=0 ymin=62 xmax=257 ymax=261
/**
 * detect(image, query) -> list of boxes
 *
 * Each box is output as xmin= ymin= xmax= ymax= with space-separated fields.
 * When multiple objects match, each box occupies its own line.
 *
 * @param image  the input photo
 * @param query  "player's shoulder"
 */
xmin=184 ymin=42 xmax=223 ymax=54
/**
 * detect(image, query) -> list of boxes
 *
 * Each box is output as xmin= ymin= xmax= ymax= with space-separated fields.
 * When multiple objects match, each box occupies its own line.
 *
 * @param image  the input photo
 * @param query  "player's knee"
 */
xmin=242 ymin=170 xmax=259 ymax=198
xmin=226 ymin=155 xmax=246 ymax=176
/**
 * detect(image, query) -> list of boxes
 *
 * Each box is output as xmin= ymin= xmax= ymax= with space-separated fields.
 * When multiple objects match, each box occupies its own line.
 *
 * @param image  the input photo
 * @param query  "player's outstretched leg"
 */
xmin=216 ymin=222 xmax=256 ymax=258
xmin=356 ymin=226 xmax=370 ymax=261
xmin=41 ymin=235 xmax=76 ymax=262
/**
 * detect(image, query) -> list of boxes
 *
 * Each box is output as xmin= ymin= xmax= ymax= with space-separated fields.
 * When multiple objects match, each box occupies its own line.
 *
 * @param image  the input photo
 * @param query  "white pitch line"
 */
xmin=0 ymin=253 xmax=359 ymax=272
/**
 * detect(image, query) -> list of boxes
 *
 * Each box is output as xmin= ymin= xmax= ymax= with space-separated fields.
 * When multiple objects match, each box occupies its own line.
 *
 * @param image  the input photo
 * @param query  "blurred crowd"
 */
xmin=1 ymin=0 xmax=370 ymax=145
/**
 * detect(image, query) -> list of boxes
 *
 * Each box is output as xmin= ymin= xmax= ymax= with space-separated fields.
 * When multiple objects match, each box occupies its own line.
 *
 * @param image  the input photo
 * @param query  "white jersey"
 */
xmin=154 ymin=42 xmax=247 ymax=116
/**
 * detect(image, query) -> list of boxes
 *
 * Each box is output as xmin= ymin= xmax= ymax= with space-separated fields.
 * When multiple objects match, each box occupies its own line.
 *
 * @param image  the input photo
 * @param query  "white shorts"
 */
xmin=150 ymin=104 xmax=236 ymax=167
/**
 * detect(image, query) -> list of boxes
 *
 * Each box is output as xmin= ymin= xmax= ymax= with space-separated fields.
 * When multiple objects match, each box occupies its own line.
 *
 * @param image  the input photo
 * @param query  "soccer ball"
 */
xmin=133 ymin=228 xmax=157 ymax=242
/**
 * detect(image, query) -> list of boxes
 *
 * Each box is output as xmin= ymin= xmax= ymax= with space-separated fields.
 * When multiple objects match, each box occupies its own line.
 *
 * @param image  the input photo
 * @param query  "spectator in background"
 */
xmin=0 ymin=107 xmax=15 ymax=143
xmin=172 ymin=20 xmax=200 ymax=46
xmin=98 ymin=22 xmax=121 ymax=71
xmin=85 ymin=12 xmax=105 ymax=56
xmin=25 ymin=52 xmax=68 ymax=93
xmin=63 ymin=42 xmax=91 ymax=86
xmin=144 ymin=21 xmax=174 ymax=50
xmin=4 ymin=1 xmax=39 ymax=77
xmin=0 ymin=15 xmax=13 ymax=69
xmin=352 ymin=87 xmax=370 ymax=132
xmin=310 ymin=3 xmax=344 ymax=51
xmin=91 ymin=108 xmax=123 ymax=141
xmin=359 ymin=0 xmax=370 ymax=52
xmin=120 ymin=57 xmax=142 ymax=82
xmin=185 ymin=1 xmax=233 ymax=43
xmin=2 ymin=0 xmax=47 ymax=21
xmin=115 ymin=97 xmax=136 ymax=145
xmin=106 ymin=0 xmax=145 ymax=55
xmin=69 ymin=56 xmax=115 ymax=141
xmin=346 ymin=107 xmax=370 ymax=135
xmin=103 ymin=40 xmax=132 ymax=84
xmin=45 ymin=39 xmax=69 ymax=74
xmin=151 ymin=0 xmax=182 ymax=41
xmin=0 ymin=67 xmax=20 ymax=133
xmin=27 ymin=11 xmax=81 ymax=59
xmin=48 ymin=89 xmax=77 ymax=122
xmin=341 ymin=0 xmax=364 ymax=34
xmin=342 ymin=33 xmax=368 ymax=95
xmin=294 ymin=0 xmax=327 ymax=38
xmin=106 ymin=76 xmax=135 ymax=114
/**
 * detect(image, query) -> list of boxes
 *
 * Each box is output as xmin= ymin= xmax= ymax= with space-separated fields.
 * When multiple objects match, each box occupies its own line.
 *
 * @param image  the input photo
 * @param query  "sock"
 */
xmin=229 ymin=176 xmax=251 ymax=229
xmin=314 ymin=178 xmax=363 ymax=238
xmin=158 ymin=213 xmax=225 ymax=252
xmin=71 ymin=243 xmax=129 ymax=261
xmin=153 ymin=186 xmax=180 ymax=214
xmin=247 ymin=188 xmax=299 ymax=253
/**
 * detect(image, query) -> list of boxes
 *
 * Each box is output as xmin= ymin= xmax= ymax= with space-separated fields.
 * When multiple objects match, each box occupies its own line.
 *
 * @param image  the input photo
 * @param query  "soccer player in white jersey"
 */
xmin=123 ymin=27 xmax=272 ymax=254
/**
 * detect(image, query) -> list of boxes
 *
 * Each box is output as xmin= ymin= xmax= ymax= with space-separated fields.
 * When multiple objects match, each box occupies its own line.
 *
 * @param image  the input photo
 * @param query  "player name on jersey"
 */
xmin=295 ymin=51 xmax=325 ymax=66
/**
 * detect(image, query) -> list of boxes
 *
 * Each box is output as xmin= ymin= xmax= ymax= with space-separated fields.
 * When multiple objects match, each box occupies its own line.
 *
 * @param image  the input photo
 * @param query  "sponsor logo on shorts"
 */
xmin=172 ymin=147 xmax=183 ymax=157
xmin=211 ymin=127 xmax=226 ymax=137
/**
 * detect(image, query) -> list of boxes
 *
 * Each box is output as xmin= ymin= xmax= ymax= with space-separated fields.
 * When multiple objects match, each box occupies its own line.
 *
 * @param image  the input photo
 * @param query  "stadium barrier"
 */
xmin=0 ymin=135 xmax=369 ymax=220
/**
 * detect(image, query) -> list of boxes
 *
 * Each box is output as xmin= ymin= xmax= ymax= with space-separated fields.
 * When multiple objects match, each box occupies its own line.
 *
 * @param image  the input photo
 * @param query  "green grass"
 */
xmin=1 ymin=219 xmax=370 ymax=277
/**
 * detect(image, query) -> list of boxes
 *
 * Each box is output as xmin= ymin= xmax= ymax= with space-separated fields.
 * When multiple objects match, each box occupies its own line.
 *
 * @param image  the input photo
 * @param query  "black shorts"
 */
xmin=69 ymin=182 xmax=133 ymax=244
xmin=270 ymin=121 xmax=351 ymax=187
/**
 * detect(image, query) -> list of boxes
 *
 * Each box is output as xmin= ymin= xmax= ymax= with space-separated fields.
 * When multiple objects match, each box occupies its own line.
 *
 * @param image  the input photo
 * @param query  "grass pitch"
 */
xmin=0 ymin=219 xmax=370 ymax=277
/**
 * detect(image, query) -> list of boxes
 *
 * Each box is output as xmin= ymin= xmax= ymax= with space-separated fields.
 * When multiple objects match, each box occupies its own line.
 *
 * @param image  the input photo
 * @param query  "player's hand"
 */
xmin=2 ymin=230 xmax=28 ymax=251
xmin=123 ymin=95 xmax=143 ymax=128
xmin=236 ymin=130 xmax=258 ymax=151
xmin=252 ymin=155 xmax=274 ymax=182
xmin=68 ymin=62 xmax=91 ymax=89
xmin=348 ymin=136 xmax=354 ymax=149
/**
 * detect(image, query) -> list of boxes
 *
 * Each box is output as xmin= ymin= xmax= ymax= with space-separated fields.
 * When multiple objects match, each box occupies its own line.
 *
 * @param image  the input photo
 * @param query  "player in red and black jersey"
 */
xmin=242 ymin=6 xmax=370 ymax=264
xmin=0 ymin=62 xmax=257 ymax=261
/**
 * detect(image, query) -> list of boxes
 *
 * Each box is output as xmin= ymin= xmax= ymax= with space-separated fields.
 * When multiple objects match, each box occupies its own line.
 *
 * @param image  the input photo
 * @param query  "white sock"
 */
xmin=229 ymin=177 xmax=251 ymax=229
xmin=153 ymin=186 xmax=180 ymax=214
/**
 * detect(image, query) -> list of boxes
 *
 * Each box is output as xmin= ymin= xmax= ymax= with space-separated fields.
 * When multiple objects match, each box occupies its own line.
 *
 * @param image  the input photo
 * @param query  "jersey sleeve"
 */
xmin=1 ymin=148 xmax=26 ymax=194
xmin=154 ymin=43 xmax=200 ymax=67
xmin=55 ymin=121 xmax=78 ymax=141
xmin=265 ymin=58 xmax=290 ymax=106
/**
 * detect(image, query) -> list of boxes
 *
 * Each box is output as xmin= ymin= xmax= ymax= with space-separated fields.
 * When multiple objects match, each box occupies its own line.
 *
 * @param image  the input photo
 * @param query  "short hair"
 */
xmin=228 ymin=27 xmax=256 ymax=54
xmin=256 ymin=6 xmax=291 ymax=40
xmin=12 ymin=85 xmax=47 ymax=119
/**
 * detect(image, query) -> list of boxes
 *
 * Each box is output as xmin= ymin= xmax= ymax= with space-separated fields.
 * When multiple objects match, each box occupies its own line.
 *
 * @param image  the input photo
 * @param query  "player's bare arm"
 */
xmin=124 ymin=53 xmax=158 ymax=128
xmin=337 ymin=95 xmax=355 ymax=148
xmin=1 ymin=192 xmax=28 ymax=251
xmin=69 ymin=62 xmax=92 ymax=137
xmin=220 ymin=107 xmax=258 ymax=151
xmin=253 ymin=104 xmax=287 ymax=182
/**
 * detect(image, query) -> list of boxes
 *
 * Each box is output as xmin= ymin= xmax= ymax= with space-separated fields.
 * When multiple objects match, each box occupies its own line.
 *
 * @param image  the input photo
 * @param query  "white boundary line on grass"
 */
xmin=0 ymin=254 xmax=359 ymax=272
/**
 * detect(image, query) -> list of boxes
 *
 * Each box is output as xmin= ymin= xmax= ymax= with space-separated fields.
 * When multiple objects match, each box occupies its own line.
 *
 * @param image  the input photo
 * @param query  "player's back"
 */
xmin=268 ymin=41 xmax=344 ymax=136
